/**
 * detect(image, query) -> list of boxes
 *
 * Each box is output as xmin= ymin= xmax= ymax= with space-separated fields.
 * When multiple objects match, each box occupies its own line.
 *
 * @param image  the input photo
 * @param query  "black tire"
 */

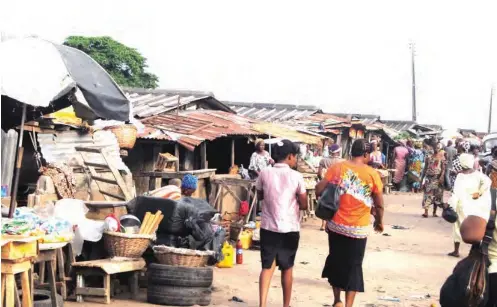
xmin=148 ymin=263 xmax=213 ymax=287
xmin=20 ymin=289 xmax=64 ymax=307
xmin=147 ymin=284 xmax=211 ymax=306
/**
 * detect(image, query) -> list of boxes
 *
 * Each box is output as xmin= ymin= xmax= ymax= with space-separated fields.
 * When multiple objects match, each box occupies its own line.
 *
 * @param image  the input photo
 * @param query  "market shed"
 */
xmin=225 ymin=101 xmax=322 ymax=122
xmin=124 ymin=88 xmax=234 ymax=117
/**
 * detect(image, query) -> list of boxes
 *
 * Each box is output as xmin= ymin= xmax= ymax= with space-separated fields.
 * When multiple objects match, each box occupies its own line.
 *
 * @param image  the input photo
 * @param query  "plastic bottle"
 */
xmin=236 ymin=240 xmax=243 ymax=264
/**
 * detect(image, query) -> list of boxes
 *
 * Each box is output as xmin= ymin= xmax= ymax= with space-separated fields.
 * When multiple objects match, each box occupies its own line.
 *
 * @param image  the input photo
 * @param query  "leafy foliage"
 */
xmin=64 ymin=36 xmax=159 ymax=88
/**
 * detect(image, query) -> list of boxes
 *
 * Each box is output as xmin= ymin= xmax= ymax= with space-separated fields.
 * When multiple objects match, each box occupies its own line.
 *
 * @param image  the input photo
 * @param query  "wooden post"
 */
xmin=152 ymin=145 xmax=162 ymax=188
xmin=174 ymin=144 xmax=180 ymax=171
xmin=200 ymin=143 xmax=207 ymax=169
xmin=231 ymin=139 xmax=235 ymax=167
xmin=9 ymin=103 xmax=27 ymax=218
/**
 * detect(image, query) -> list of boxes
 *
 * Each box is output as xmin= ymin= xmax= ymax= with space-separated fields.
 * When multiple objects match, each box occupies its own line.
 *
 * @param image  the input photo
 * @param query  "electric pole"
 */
xmin=489 ymin=86 xmax=494 ymax=133
xmin=410 ymin=41 xmax=417 ymax=122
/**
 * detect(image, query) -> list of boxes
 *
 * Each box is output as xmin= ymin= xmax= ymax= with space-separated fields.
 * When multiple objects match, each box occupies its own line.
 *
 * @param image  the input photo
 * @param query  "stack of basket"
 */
xmin=147 ymin=245 xmax=215 ymax=306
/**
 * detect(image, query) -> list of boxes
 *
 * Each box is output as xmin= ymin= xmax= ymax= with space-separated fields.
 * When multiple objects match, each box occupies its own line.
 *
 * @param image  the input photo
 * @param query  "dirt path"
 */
xmin=67 ymin=193 xmax=464 ymax=307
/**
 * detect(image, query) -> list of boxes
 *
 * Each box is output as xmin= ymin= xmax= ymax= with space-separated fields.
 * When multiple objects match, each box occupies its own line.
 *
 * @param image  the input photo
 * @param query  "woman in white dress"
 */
xmin=447 ymin=153 xmax=492 ymax=257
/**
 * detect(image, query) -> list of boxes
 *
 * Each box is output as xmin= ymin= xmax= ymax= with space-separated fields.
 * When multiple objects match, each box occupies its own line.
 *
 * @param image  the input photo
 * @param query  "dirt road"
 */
xmin=68 ymin=193 xmax=464 ymax=307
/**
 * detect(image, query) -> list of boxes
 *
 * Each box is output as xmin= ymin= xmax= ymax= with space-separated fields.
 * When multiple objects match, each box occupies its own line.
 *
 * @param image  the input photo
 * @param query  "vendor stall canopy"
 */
xmin=1 ymin=37 xmax=131 ymax=129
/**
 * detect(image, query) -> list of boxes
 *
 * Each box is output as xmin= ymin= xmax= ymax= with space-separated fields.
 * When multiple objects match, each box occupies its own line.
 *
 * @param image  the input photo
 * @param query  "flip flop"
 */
xmin=422 ymin=214 xmax=428 ymax=218
xmin=448 ymin=252 xmax=460 ymax=258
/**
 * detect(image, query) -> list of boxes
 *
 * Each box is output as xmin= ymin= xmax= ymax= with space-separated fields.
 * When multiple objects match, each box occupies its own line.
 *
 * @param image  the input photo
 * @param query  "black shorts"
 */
xmin=260 ymin=229 xmax=300 ymax=271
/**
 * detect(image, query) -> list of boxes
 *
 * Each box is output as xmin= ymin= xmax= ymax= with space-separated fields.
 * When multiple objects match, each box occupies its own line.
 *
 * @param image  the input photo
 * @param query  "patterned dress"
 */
xmin=407 ymin=149 xmax=425 ymax=189
xmin=422 ymin=152 xmax=446 ymax=209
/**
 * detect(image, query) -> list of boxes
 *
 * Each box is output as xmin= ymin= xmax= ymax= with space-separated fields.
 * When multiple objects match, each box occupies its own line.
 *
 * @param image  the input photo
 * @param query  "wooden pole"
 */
xmin=9 ymin=103 xmax=27 ymax=218
xmin=174 ymin=144 xmax=180 ymax=171
xmin=200 ymin=142 xmax=207 ymax=169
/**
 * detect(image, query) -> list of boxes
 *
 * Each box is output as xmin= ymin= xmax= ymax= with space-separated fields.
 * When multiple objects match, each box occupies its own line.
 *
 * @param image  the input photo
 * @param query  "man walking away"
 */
xmin=256 ymin=139 xmax=308 ymax=307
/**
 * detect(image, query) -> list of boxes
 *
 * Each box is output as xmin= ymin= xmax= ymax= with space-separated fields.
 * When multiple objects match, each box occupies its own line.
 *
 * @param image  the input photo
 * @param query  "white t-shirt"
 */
xmin=453 ymin=172 xmax=495 ymax=272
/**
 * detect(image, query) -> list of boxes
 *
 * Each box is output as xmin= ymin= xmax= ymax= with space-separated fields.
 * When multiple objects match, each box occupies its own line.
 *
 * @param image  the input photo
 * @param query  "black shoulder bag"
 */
xmin=315 ymin=165 xmax=342 ymax=221
xmin=440 ymin=189 xmax=497 ymax=307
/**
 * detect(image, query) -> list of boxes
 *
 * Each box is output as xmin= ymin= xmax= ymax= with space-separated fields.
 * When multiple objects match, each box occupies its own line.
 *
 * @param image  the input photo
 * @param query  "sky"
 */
xmin=2 ymin=0 xmax=497 ymax=131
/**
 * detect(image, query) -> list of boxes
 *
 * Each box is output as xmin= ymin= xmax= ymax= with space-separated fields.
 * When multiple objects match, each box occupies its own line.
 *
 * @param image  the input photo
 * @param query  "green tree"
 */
xmin=64 ymin=36 xmax=159 ymax=88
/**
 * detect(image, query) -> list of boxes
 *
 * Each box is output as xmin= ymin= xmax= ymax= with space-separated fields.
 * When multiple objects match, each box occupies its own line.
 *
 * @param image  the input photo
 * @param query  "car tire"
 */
xmin=20 ymin=289 xmax=64 ymax=307
xmin=147 ymin=284 xmax=211 ymax=306
xmin=148 ymin=263 xmax=213 ymax=287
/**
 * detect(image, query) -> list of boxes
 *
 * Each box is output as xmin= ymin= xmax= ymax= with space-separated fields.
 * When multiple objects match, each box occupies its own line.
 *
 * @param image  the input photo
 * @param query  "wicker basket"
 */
xmin=103 ymin=231 xmax=154 ymax=258
xmin=104 ymin=125 xmax=137 ymax=149
xmin=153 ymin=245 xmax=214 ymax=267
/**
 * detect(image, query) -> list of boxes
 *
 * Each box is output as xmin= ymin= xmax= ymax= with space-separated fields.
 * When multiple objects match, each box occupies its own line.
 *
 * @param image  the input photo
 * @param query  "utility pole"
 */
xmin=409 ymin=41 xmax=417 ymax=122
xmin=489 ymin=86 xmax=494 ymax=133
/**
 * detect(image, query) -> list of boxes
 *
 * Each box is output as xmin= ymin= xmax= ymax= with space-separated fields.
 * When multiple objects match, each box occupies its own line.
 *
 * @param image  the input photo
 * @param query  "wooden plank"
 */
xmin=72 ymin=258 xmax=146 ymax=275
xmin=91 ymin=176 xmax=118 ymax=185
xmin=47 ymin=261 xmax=58 ymax=307
xmin=75 ymin=287 xmax=106 ymax=297
xmin=200 ymin=142 xmax=207 ymax=169
xmin=174 ymin=144 xmax=180 ymax=171
xmin=100 ymin=190 xmax=126 ymax=201
xmin=85 ymin=161 xmax=110 ymax=169
xmin=1 ymin=259 xmax=32 ymax=274
xmin=74 ymin=147 xmax=105 ymax=154
xmin=6 ymin=274 xmax=15 ymax=307
xmin=104 ymin=274 xmax=111 ymax=304
xmin=152 ymin=145 xmax=162 ymax=189
xmin=101 ymin=151 xmax=132 ymax=201
xmin=21 ymin=271 xmax=32 ymax=307
xmin=141 ymin=169 xmax=217 ymax=179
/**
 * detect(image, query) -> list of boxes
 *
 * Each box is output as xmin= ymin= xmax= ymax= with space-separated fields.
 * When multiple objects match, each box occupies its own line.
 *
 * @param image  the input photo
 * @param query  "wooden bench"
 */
xmin=72 ymin=258 xmax=145 ymax=304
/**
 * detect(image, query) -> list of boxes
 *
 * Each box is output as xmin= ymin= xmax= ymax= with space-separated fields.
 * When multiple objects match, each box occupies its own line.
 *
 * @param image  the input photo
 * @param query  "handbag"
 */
xmin=315 ymin=165 xmax=342 ymax=221
xmin=442 ymin=206 xmax=458 ymax=224
xmin=440 ymin=190 xmax=497 ymax=307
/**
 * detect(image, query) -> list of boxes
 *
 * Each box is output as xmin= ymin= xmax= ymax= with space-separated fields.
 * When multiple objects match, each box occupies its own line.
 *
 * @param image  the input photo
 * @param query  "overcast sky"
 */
xmin=2 ymin=0 xmax=496 ymax=131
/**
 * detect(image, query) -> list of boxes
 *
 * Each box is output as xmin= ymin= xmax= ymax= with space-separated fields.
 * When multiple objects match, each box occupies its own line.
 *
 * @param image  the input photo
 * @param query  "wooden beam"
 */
xmin=152 ymin=145 xmax=162 ymax=188
xmin=175 ymin=144 xmax=180 ymax=171
xmin=200 ymin=142 xmax=207 ymax=169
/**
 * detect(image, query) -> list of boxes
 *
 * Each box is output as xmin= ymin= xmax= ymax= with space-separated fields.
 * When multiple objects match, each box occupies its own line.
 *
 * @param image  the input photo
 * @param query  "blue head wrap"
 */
xmin=181 ymin=174 xmax=198 ymax=190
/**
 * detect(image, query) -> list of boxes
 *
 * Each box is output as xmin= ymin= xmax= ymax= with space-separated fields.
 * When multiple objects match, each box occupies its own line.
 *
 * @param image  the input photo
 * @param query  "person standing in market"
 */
xmin=446 ymin=153 xmax=492 ymax=258
xmin=421 ymin=138 xmax=446 ymax=218
xmin=393 ymin=140 xmax=410 ymax=191
xmin=255 ymin=139 xmax=308 ymax=307
xmin=315 ymin=139 xmax=384 ymax=307
xmin=317 ymin=144 xmax=344 ymax=231
xmin=249 ymin=139 xmax=274 ymax=179
xmin=444 ymin=140 xmax=457 ymax=190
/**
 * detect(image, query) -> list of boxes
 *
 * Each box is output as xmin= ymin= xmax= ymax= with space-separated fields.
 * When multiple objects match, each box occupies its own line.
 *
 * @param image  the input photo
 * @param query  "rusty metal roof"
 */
xmin=137 ymin=110 xmax=262 ymax=150
xmin=124 ymin=88 xmax=234 ymax=118
xmin=225 ymin=101 xmax=321 ymax=122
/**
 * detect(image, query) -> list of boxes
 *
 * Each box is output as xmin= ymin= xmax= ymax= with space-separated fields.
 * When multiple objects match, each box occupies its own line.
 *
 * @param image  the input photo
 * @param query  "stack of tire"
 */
xmin=147 ymin=263 xmax=213 ymax=306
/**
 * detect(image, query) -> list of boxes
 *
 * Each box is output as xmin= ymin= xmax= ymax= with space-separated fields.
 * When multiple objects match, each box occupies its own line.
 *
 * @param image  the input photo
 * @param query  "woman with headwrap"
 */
xmin=449 ymin=141 xmax=471 ymax=189
xmin=446 ymin=152 xmax=492 ymax=257
xmin=181 ymin=174 xmax=198 ymax=197
xmin=421 ymin=138 xmax=446 ymax=218
xmin=249 ymin=139 xmax=274 ymax=179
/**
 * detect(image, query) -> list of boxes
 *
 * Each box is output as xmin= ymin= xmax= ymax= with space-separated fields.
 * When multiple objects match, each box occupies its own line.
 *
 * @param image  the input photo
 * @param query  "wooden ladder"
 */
xmin=75 ymin=147 xmax=132 ymax=201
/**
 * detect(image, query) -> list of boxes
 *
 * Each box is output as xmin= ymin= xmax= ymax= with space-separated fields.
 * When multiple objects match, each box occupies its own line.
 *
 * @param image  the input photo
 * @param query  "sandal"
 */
xmin=448 ymin=252 xmax=460 ymax=258
xmin=333 ymin=302 xmax=344 ymax=307
xmin=422 ymin=213 xmax=429 ymax=218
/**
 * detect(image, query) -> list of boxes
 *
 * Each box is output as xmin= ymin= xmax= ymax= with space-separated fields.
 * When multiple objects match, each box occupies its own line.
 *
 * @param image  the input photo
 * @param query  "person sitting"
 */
xmin=181 ymin=174 xmax=198 ymax=197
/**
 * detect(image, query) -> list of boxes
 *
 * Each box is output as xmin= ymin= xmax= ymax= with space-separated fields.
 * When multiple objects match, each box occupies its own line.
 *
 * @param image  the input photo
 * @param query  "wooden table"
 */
xmin=33 ymin=246 xmax=64 ymax=307
xmin=2 ymin=258 xmax=33 ymax=307
xmin=73 ymin=258 xmax=146 ymax=304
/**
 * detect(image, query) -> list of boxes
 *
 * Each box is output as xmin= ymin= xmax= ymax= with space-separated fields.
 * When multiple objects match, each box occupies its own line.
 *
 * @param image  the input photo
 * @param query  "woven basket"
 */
xmin=153 ymin=246 xmax=214 ymax=267
xmin=104 ymin=125 xmax=137 ymax=149
xmin=104 ymin=231 xmax=154 ymax=258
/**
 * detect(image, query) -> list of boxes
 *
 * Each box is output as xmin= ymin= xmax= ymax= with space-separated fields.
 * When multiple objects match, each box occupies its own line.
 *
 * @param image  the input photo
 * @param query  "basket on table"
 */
xmin=103 ymin=231 xmax=154 ymax=258
xmin=104 ymin=124 xmax=137 ymax=149
xmin=153 ymin=245 xmax=215 ymax=267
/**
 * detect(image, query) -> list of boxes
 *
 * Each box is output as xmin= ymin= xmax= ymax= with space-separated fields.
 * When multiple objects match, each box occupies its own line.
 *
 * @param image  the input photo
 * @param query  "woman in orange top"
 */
xmin=315 ymin=139 xmax=385 ymax=307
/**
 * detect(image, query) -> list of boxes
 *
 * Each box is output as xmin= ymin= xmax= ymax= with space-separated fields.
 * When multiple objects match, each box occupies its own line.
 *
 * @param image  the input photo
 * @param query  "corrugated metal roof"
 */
xmin=124 ymin=88 xmax=234 ymax=117
xmin=137 ymin=110 xmax=262 ymax=151
xmin=225 ymin=101 xmax=321 ymax=122
xmin=382 ymin=121 xmax=416 ymax=132
xmin=38 ymin=130 xmax=129 ymax=172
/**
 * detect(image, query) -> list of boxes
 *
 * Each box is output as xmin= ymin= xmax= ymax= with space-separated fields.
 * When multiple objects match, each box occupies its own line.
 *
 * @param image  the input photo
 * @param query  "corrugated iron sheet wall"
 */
xmin=1 ymin=129 xmax=18 ymax=194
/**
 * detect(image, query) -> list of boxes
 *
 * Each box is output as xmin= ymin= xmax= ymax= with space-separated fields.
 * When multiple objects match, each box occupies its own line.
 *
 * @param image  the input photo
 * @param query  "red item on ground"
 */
xmin=236 ymin=240 xmax=243 ymax=264
xmin=239 ymin=201 xmax=249 ymax=216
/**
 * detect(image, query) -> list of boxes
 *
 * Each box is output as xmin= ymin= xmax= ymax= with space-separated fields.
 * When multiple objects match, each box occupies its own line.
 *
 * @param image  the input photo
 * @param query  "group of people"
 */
xmin=255 ymin=138 xmax=384 ymax=307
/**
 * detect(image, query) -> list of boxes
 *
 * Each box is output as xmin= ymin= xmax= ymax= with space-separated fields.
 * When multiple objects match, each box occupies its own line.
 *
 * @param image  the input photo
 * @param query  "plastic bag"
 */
xmin=54 ymin=199 xmax=88 ymax=226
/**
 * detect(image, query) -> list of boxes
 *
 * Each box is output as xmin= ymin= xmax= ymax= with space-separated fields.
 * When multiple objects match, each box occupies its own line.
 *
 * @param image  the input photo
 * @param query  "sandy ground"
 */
xmin=67 ymin=193 xmax=466 ymax=307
